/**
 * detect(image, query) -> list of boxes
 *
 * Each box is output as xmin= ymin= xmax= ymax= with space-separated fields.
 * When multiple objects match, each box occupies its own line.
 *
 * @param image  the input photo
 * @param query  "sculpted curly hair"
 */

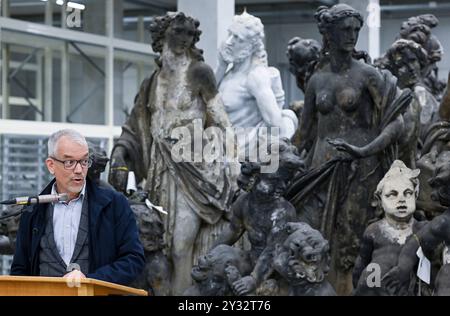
xmin=314 ymin=4 xmax=370 ymax=64
xmin=149 ymin=12 xmax=204 ymax=66
xmin=384 ymin=39 xmax=428 ymax=71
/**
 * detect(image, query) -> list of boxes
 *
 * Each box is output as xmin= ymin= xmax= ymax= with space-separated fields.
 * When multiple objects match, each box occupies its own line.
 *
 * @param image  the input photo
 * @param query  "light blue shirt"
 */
xmin=51 ymin=182 xmax=86 ymax=266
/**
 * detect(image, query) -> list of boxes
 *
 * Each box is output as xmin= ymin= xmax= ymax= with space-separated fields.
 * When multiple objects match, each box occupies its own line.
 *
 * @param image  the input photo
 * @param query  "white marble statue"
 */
xmin=216 ymin=11 xmax=298 ymax=156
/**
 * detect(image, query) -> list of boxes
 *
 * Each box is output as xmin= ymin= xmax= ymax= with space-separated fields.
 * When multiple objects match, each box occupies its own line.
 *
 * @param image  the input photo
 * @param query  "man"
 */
xmin=216 ymin=11 xmax=298 ymax=156
xmin=11 ymin=129 xmax=145 ymax=286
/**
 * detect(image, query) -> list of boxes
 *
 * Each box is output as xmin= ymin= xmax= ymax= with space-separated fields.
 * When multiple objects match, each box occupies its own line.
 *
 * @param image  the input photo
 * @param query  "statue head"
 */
xmin=191 ymin=245 xmax=252 ymax=296
xmin=429 ymin=162 xmax=450 ymax=207
xmin=149 ymin=12 xmax=203 ymax=64
xmin=384 ymin=39 xmax=428 ymax=89
xmin=130 ymin=197 xmax=165 ymax=252
xmin=237 ymin=161 xmax=261 ymax=192
xmin=87 ymin=142 xmax=109 ymax=183
xmin=399 ymin=14 xmax=443 ymax=66
xmin=273 ymin=222 xmax=331 ymax=285
xmin=221 ymin=10 xmax=266 ymax=65
xmin=315 ymin=4 xmax=364 ymax=55
xmin=400 ymin=15 xmax=432 ymax=47
xmin=286 ymin=37 xmax=321 ymax=92
xmin=374 ymin=160 xmax=420 ymax=223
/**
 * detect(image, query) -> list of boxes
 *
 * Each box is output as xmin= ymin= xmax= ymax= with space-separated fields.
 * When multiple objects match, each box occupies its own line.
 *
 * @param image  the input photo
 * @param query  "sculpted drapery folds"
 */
xmin=109 ymin=12 xmax=237 ymax=295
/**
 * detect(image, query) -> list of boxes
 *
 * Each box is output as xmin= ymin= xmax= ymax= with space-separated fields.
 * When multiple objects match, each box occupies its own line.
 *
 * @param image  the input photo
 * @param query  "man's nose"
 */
xmin=73 ymin=162 xmax=83 ymax=173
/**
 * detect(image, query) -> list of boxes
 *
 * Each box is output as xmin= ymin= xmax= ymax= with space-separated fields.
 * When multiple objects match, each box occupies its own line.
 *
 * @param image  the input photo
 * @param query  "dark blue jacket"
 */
xmin=10 ymin=179 xmax=145 ymax=286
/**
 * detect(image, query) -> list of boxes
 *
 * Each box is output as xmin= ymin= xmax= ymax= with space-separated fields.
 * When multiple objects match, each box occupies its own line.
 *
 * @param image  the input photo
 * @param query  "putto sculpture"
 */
xmin=353 ymin=160 xmax=425 ymax=295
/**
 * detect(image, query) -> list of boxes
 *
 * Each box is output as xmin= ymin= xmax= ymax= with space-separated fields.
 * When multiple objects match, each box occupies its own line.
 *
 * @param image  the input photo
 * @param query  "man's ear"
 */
xmin=46 ymin=158 xmax=55 ymax=175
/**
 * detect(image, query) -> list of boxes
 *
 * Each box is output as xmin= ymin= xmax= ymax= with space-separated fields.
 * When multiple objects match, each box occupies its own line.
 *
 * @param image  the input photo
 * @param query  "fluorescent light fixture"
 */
xmin=67 ymin=1 xmax=85 ymax=10
xmin=56 ymin=0 xmax=64 ymax=5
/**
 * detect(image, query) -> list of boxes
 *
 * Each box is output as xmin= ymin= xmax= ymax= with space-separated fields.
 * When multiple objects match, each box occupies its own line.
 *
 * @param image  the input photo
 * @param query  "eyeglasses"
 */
xmin=50 ymin=156 xmax=92 ymax=170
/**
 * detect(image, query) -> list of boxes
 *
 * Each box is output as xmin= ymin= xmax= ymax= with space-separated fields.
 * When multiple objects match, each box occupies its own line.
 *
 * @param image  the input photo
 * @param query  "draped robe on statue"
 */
xmin=112 ymin=66 xmax=238 ymax=278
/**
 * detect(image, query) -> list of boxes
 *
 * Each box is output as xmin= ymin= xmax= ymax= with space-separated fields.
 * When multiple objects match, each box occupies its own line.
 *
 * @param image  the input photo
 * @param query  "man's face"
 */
xmin=328 ymin=17 xmax=361 ymax=53
xmin=381 ymin=177 xmax=416 ymax=222
xmin=221 ymin=25 xmax=253 ymax=64
xmin=45 ymin=136 xmax=89 ymax=198
xmin=165 ymin=18 xmax=196 ymax=55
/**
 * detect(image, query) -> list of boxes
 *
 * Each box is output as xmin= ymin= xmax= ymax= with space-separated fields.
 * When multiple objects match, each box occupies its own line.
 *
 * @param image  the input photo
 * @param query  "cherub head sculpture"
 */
xmin=273 ymin=222 xmax=331 ymax=286
xmin=373 ymin=160 xmax=420 ymax=222
xmin=189 ymin=245 xmax=252 ymax=296
xmin=221 ymin=10 xmax=266 ymax=65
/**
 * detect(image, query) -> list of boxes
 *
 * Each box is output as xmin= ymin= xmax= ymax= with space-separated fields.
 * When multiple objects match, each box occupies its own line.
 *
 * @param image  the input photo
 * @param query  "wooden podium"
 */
xmin=0 ymin=276 xmax=148 ymax=296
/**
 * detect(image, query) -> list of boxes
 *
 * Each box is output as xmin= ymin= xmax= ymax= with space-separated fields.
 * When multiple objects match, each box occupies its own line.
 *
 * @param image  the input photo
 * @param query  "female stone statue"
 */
xmin=286 ymin=4 xmax=411 ymax=294
xmin=108 ymin=12 xmax=237 ymax=295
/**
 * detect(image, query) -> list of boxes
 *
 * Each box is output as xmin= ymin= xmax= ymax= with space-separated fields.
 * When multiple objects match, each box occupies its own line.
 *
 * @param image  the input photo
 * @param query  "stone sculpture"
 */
xmin=183 ymin=244 xmax=252 ymax=296
xmin=108 ymin=12 xmax=237 ymax=295
xmin=216 ymin=11 xmax=298 ymax=155
xmin=353 ymin=160 xmax=426 ymax=295
xmin=212 ymin=139 xmax=303 ymax=295
xmin=286 ymin=3 xmax=412 ymax=295
xmin=129 ymin=191 xmax=171 ymax=296
xmin=382 ymin=162 xmax=450 ymax=295
xmin=398 ymin=14 xmax=445 ymax=100
xmin=272 ymin=222 xmax=336 ymax=296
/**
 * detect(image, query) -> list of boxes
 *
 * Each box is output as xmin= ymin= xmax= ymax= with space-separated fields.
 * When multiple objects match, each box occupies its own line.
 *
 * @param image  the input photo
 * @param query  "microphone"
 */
xmin=0 ymin=193 xmax=69 ymax=206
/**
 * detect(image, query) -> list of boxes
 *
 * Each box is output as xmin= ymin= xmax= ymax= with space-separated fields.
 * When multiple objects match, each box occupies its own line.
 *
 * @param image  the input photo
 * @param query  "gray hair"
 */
xmin=48 ymin=129 xmax=88 ymax=157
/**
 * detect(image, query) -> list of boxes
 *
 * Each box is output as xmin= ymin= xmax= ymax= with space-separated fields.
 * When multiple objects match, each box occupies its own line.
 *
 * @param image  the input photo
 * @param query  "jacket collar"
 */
xmin=38 ymin=178 xmax=113 ymax=228
xmin=85 ymin=178 xmax=113 ymax=229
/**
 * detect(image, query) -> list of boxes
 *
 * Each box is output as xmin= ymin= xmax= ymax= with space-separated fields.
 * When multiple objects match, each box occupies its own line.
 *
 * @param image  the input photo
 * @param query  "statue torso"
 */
xmin=219 ymin=70 xmax=265 ymax=129
xmin=309 ymin=63 xmax=379 ymax=167
xmin=150 ymin=60 xmax=206 ymax=140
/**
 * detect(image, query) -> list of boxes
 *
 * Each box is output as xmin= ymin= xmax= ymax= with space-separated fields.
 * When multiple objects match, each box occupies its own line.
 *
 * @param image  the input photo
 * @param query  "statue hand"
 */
xmin=225 ymin=264 xmax=241 ymax=285
xmin=381 ymin=266 xmax=410 ymax=295
xmin=326 ymin=138 xmax=365 ymax=158
xmin=232 ymin=276 xmax=256 ymax=296
xmin=109 ymin=151 xmax=128 ymax=193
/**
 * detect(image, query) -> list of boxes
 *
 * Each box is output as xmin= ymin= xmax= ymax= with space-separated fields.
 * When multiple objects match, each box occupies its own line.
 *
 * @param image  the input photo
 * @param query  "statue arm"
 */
xmin=109 ymin=76 xmax=153 ymax=192
xmin=297 ymin=77 xmax=317 ymax=153
xmin=357 ymin=115 xmax=404 ymax=158
xmin=190 ymin=62 xmax=232 ymax=129
xmin=352 ymin=229 xmax=374 ymax=288
xmin=250 ymin=246 xmax=275 ymax=286
xmin=247 ymin=67 xmax=284 ymax=128
xmin=212 ymin=204 xmax=245 ymax=248
xmin=362 ymin=69 xmax=405 ymax=157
